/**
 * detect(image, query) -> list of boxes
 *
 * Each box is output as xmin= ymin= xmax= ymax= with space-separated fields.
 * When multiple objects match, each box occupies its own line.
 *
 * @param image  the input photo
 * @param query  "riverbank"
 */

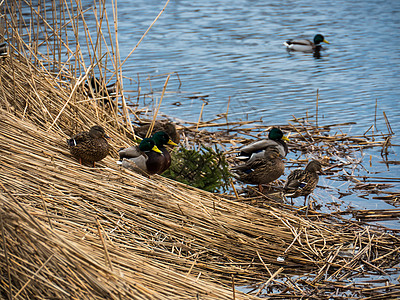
xmin=0 ymin=1 xmax=399 ymax=298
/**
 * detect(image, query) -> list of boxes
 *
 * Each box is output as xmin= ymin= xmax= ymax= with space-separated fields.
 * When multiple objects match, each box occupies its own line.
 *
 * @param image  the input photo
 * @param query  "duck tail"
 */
xmin=283 ymin=40 xmax=292 ymax=47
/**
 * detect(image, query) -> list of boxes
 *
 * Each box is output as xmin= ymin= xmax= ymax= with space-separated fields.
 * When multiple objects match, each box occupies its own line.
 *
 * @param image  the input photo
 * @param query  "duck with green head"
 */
xmin=232 ymin=146 xmax=285 ymax=192
xmin=284 ymin=34 xmax=329 ymax=53
xmin=67 ymin=125 xmax=110 ymax=167
xmin=152 ymin=131 xmax=178 ymax=174
xmin=119 ymin=138 xmax=163 ymax=175
xmin=237 ymin=127 xmax=289 ymax=163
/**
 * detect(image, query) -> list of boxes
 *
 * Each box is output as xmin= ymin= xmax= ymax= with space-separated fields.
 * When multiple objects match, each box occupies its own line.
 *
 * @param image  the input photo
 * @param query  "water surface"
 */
xmin=114 ymin=0 xmax=399 ymax=134
xmin=108 ymin=0 xmax=400 ymax=219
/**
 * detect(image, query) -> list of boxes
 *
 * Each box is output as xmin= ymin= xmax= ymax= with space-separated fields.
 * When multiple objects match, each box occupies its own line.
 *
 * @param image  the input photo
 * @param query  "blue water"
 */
xmin=114 ymin=0 xmax=400 ymax=133
xmin=111 ymin=0 xmax=400 ymax=220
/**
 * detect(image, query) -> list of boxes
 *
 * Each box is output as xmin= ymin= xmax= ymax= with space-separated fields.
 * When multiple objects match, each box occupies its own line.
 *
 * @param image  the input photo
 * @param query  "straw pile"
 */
xmin=0 ymin=1 xmax=399 ymax=299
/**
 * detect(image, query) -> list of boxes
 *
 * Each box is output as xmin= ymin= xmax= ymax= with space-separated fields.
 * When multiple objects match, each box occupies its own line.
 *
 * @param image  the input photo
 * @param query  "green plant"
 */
xmin=163 ymin=145 xmax=231 ymax=193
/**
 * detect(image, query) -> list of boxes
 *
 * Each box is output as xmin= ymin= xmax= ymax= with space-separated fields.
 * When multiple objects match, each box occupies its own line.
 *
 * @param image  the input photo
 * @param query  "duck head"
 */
xmin=139 ymin=138 xmax=162 ymax=153
xmin=152 ymin=131 xmax=178 ymax=147
xmin=314 ymin=34 xmax=329 ymax=45
xmin=89 ymin=125 xmax=110 ymax=139
xmin=268 ymin=127 xmax=289 ymax=142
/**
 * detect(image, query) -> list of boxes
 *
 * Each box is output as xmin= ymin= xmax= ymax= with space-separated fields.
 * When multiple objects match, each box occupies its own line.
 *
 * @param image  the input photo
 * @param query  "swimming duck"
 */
xmin=119 ymin=138 xmax=163 ymax=175
xmin=232 ymin=146 xmax=285 ymax=191
xmin=284 ymin=34 xmax=329 ymax=53
xmin=67 ymin=125 xmax=110 ymax=167
xmin=237 ymin=127 xmax=289 ymax=163
xmin=152 ymin=131 xmax=178 ymax=174
xmin=284 ymin=160 xmax=323 ymax=206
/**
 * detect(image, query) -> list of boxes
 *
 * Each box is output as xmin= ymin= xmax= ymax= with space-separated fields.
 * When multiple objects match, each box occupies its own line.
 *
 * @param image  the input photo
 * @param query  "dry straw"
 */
xmin=0 ymin=0 xmax=399 ymax=299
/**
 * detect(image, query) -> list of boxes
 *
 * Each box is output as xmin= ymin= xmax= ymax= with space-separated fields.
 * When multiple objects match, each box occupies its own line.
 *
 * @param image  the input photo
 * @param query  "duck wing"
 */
xmin=118 ymin=146 xmax=142 ymax=160
xmin=67 ymin=132 xmax=90 ymax=147
xmin=121 ymin=157 xmax=149 ymax=176
xmin=237 ymin=139 xmax=284 ymax=161
xmin=232 ymin=156 xmax=266 ymax=173
xmin=284 ymin=169 xmax=307 ymax=191
xmin=284 ymin=39 xmax=314 ymax=52
xmin=284 ymin=39 xmax=313 ymax=46
xmin=120 ymin=149 xmax=164 ymax=175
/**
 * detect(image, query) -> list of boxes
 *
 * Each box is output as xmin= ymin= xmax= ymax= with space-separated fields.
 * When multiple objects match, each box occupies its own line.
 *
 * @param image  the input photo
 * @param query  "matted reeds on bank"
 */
xmin=2 ymin=96 xmax=400 ymax=299
xmin=0 ymin=1 xmax=400 ymax=299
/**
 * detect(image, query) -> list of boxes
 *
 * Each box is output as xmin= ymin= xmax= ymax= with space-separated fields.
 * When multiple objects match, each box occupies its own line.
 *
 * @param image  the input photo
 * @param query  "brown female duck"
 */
xmin=232 ymin=146 xmax=285 ymax=191
xmin=284 ymin=160 xmax=323 ymax=206
xmin=67 ymin=125 xmax=110 ymax=167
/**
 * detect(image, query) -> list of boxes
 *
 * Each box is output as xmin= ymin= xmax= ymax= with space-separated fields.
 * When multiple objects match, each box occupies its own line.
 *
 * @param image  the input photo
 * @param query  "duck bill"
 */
xmin=282 ymin=135 xmax=290 ymax=142
xmin=167 ymin=139 xmax=178 ymax=146
xmin=152 ymin=145 xmax=162 ymax=154
xmin=104 ymin=134 xmax=113 ymax=140
xmin=323 ymin=39 xmax=330 ymax=44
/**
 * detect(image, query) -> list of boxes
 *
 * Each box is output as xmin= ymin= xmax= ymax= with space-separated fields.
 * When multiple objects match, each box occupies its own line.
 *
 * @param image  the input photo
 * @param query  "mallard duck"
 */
xmin=284 ymin=160 xmax=323 ymax=206
xmin=119 ymin=138 xmax=163 ymax=175
xmin=237 ymin=127 xmax=289 ymax=163
xmin=135 ymin=120 xmax=180 ymax=144
xmin=67 ymin=125 xmax=110 ymax=167
xmin=232 ymin=146 xmax=285 ymax=191
xmin=284 ymin=34 xmax=329 ymax=53
xmin=152 ymin=131 xmax=178 ymax=174
xmin=85 ymin=77 xmax=117 ymax=107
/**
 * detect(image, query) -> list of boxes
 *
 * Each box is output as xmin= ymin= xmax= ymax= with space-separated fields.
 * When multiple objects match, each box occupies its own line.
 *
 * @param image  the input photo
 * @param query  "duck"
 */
xmin=284 ymin=34 xmax=329 ymax=53
xmin=237 ymin=127 xmax=289 ymax=163
xmin=135 ymin=120 xmax=180 ymax=144
xmin=284 ymin=160 xmax=323 ymax=206
xmin=151 ymin=131 xmax=178 ymax=174
xmin=118 ymin=138 xmax=164 ymax=175
xmin=85 ymin=77 xmax=117 ymax=107
xmin=67 ymin=125 xmax=111 ymax=167
xmin=232 ymin=146 xmax=285 ymax=192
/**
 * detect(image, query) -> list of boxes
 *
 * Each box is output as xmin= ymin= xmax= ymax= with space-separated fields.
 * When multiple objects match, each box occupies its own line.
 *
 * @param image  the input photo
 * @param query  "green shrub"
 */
xmin=163 ymin=145 xmax=231 ymax=193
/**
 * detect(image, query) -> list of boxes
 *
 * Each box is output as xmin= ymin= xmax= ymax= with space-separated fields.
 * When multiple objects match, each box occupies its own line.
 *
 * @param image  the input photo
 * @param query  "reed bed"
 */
xmin=0 ymin=0 xmax=399 ymax=299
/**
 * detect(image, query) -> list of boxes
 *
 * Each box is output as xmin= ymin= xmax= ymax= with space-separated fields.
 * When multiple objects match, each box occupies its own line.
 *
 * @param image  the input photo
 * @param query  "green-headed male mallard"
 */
xmin=152 ymin=131 xmax=178 ymax=174
xmin=284 ymin=160 xmax=323 ymax=206
xmin=67 ymin=125 xmax=110 ymax=167
xmin=232 ymin=146 xmax=285 ymax=192
xmin=284 ymin=34 xmax=329 ymax=53
xmin=237 ymin=127 xmax=289 ymax=163
xmin=118 ymin=138 xmax=163 ymax=175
